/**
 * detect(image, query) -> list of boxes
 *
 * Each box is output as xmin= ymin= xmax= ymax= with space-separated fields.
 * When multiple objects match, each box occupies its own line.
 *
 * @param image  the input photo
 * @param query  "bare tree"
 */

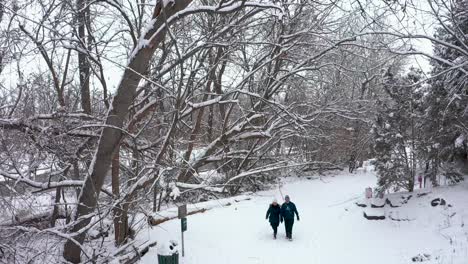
xmin=0 ymin=0 xmax=409 ymax=262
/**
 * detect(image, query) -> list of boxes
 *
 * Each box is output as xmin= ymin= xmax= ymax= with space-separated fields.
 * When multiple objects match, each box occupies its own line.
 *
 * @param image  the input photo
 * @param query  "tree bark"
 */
xmin=111 ymin=147 xmax=128 ymax=245
xmin=62 ymin=1 xmax=194 ymax=262
xmin=77 ymin=0 xmax=92 ymax=114
xmin=50 ymin=186 xmax=62 ymax=227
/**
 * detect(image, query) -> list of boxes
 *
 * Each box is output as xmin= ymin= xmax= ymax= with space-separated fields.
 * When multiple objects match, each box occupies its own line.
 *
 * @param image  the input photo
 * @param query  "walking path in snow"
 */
xmin=139 ymin=170 xmax=468 ymax=264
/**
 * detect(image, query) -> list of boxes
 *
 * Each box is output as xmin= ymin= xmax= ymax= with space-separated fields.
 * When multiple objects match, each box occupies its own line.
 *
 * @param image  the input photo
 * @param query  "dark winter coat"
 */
xmin=266 ymin=204 xmax=281 ymax=225
xmin=281 ymin=201 xmax=299 ymax=221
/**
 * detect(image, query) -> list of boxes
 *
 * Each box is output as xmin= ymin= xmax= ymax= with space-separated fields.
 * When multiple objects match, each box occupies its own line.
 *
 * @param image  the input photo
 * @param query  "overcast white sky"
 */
xmin=395 ymin=0 xmax=437 ymax=73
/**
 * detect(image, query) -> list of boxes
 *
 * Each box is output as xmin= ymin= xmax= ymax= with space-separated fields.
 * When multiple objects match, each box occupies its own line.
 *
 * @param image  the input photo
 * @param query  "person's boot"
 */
xmin=274 ymin=232 xmax=277 ymax=239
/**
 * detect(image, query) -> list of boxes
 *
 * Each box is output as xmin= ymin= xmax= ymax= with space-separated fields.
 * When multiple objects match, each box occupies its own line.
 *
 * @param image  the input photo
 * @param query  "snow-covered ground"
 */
xmin=138 ymin=169 xmax=468 ymax=264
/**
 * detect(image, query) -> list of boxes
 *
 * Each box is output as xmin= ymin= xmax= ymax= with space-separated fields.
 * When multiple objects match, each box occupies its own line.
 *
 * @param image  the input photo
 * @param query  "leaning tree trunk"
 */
xmin=62 ymin=1 xmax=194 ymax=262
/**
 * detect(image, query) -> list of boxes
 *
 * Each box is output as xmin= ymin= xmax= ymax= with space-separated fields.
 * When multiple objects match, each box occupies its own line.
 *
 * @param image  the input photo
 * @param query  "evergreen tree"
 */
xmin=373 ymin=67 xmax=425 ymax=193
xmin=422 ymin=0 xmax=468 ymax=181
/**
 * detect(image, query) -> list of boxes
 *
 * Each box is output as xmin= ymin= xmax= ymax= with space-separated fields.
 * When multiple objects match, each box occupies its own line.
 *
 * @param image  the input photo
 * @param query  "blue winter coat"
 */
xmin=281 ymin=202 xmax=299 ymax=220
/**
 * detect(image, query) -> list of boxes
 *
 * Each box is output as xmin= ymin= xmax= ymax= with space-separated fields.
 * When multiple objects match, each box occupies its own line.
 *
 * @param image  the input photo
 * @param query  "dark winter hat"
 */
xmin=285 ymin=195 xmax=290 ymax=200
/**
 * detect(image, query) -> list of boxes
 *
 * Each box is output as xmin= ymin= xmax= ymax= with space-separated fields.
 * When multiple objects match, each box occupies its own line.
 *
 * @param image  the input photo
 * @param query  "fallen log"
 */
xmin=176 ymin=182 xmax=225 ymax=193
xmin=386 ymin=198 xmax=400 ymax=208
xmin=363 ymin=212 xmax=385 ymax=220
xmin=1 ymin=209 xmax=68 ymax=229
xmin=148 ymin=195 xmax=251 ymax=226
xmin=371 ymin=198 xmax=400 ymax=208
xmin=302 ymin=165 xmax=343 ymax=172
xmin=148 ymin=208 xmax=207 ymax=226
xmin=417 ymin=192 xmax=430 ymax=198
xmin=114 ymin=240 xmax=158 ymax=264
xmin=388 ymin=212 xmax=413 ymax=222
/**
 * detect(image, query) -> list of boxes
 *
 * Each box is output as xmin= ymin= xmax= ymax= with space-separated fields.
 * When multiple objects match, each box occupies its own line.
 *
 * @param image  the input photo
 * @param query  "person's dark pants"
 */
xmin=284 ymin=218 xmax=294 ymax=238
xmin=271 ymin=223 xmax=278 ymax=236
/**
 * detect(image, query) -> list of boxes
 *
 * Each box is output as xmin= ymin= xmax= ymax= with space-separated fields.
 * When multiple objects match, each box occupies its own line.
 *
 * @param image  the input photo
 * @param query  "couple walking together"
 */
xmin=265 ymin=195 xmax=300 ymax=240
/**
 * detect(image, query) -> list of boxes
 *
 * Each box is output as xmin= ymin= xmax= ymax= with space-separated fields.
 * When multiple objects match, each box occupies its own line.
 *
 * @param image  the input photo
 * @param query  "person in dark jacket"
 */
xmin=266 ymin=198 xmax=281 ymax=239
xmin=280 ymin=195 xmax=299 ymax=240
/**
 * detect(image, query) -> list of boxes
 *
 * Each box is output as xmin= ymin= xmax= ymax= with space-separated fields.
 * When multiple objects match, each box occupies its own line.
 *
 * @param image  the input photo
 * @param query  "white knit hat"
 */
xmin=272 ymin=198 xmax=278 ymax=203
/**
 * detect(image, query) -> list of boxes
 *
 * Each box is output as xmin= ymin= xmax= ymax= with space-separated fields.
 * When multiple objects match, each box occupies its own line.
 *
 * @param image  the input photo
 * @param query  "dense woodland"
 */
xmin=0 ymin=0 xmax=467 ymax=262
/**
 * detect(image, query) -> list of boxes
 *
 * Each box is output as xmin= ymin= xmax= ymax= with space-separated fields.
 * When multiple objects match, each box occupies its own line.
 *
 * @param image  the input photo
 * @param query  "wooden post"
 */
xmin=178 ymin=205 xmax=187 ymax=257
xmin=181 ymin=222 xmax=185 ymax=257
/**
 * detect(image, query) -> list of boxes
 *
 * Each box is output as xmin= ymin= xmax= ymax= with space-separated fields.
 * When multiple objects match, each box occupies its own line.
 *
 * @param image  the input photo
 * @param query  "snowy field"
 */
xmin=138 ymin=169 xmax=468 ymax=264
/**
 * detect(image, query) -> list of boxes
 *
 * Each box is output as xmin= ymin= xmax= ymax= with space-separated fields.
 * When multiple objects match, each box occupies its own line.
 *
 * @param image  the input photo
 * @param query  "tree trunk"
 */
xmin=177 ymin=105 xmax=207 ymax=182
xmin=112 ymin=147 xmax=128 ymax=245
xmin=153 ymin=185 xmax=158 ymax=212
xmin=207 ymin=104 xmax=213 ymax=142
xmin=77 ymin=0 xmax=91 ymax=114
xmin=72 ymin=160 xmax=81 ymax=198
xmin=50 ymin=186 xmax=61 ymax=227
xmin=62 ymin=1 xmax=193 ymax=262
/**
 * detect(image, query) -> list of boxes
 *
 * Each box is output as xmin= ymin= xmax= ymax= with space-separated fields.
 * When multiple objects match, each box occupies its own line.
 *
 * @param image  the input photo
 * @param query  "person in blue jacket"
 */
xmin=265 ymin=198 xmax=281 ymax=239
xmin=280 ymin=195 xmax=299 ymax=240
